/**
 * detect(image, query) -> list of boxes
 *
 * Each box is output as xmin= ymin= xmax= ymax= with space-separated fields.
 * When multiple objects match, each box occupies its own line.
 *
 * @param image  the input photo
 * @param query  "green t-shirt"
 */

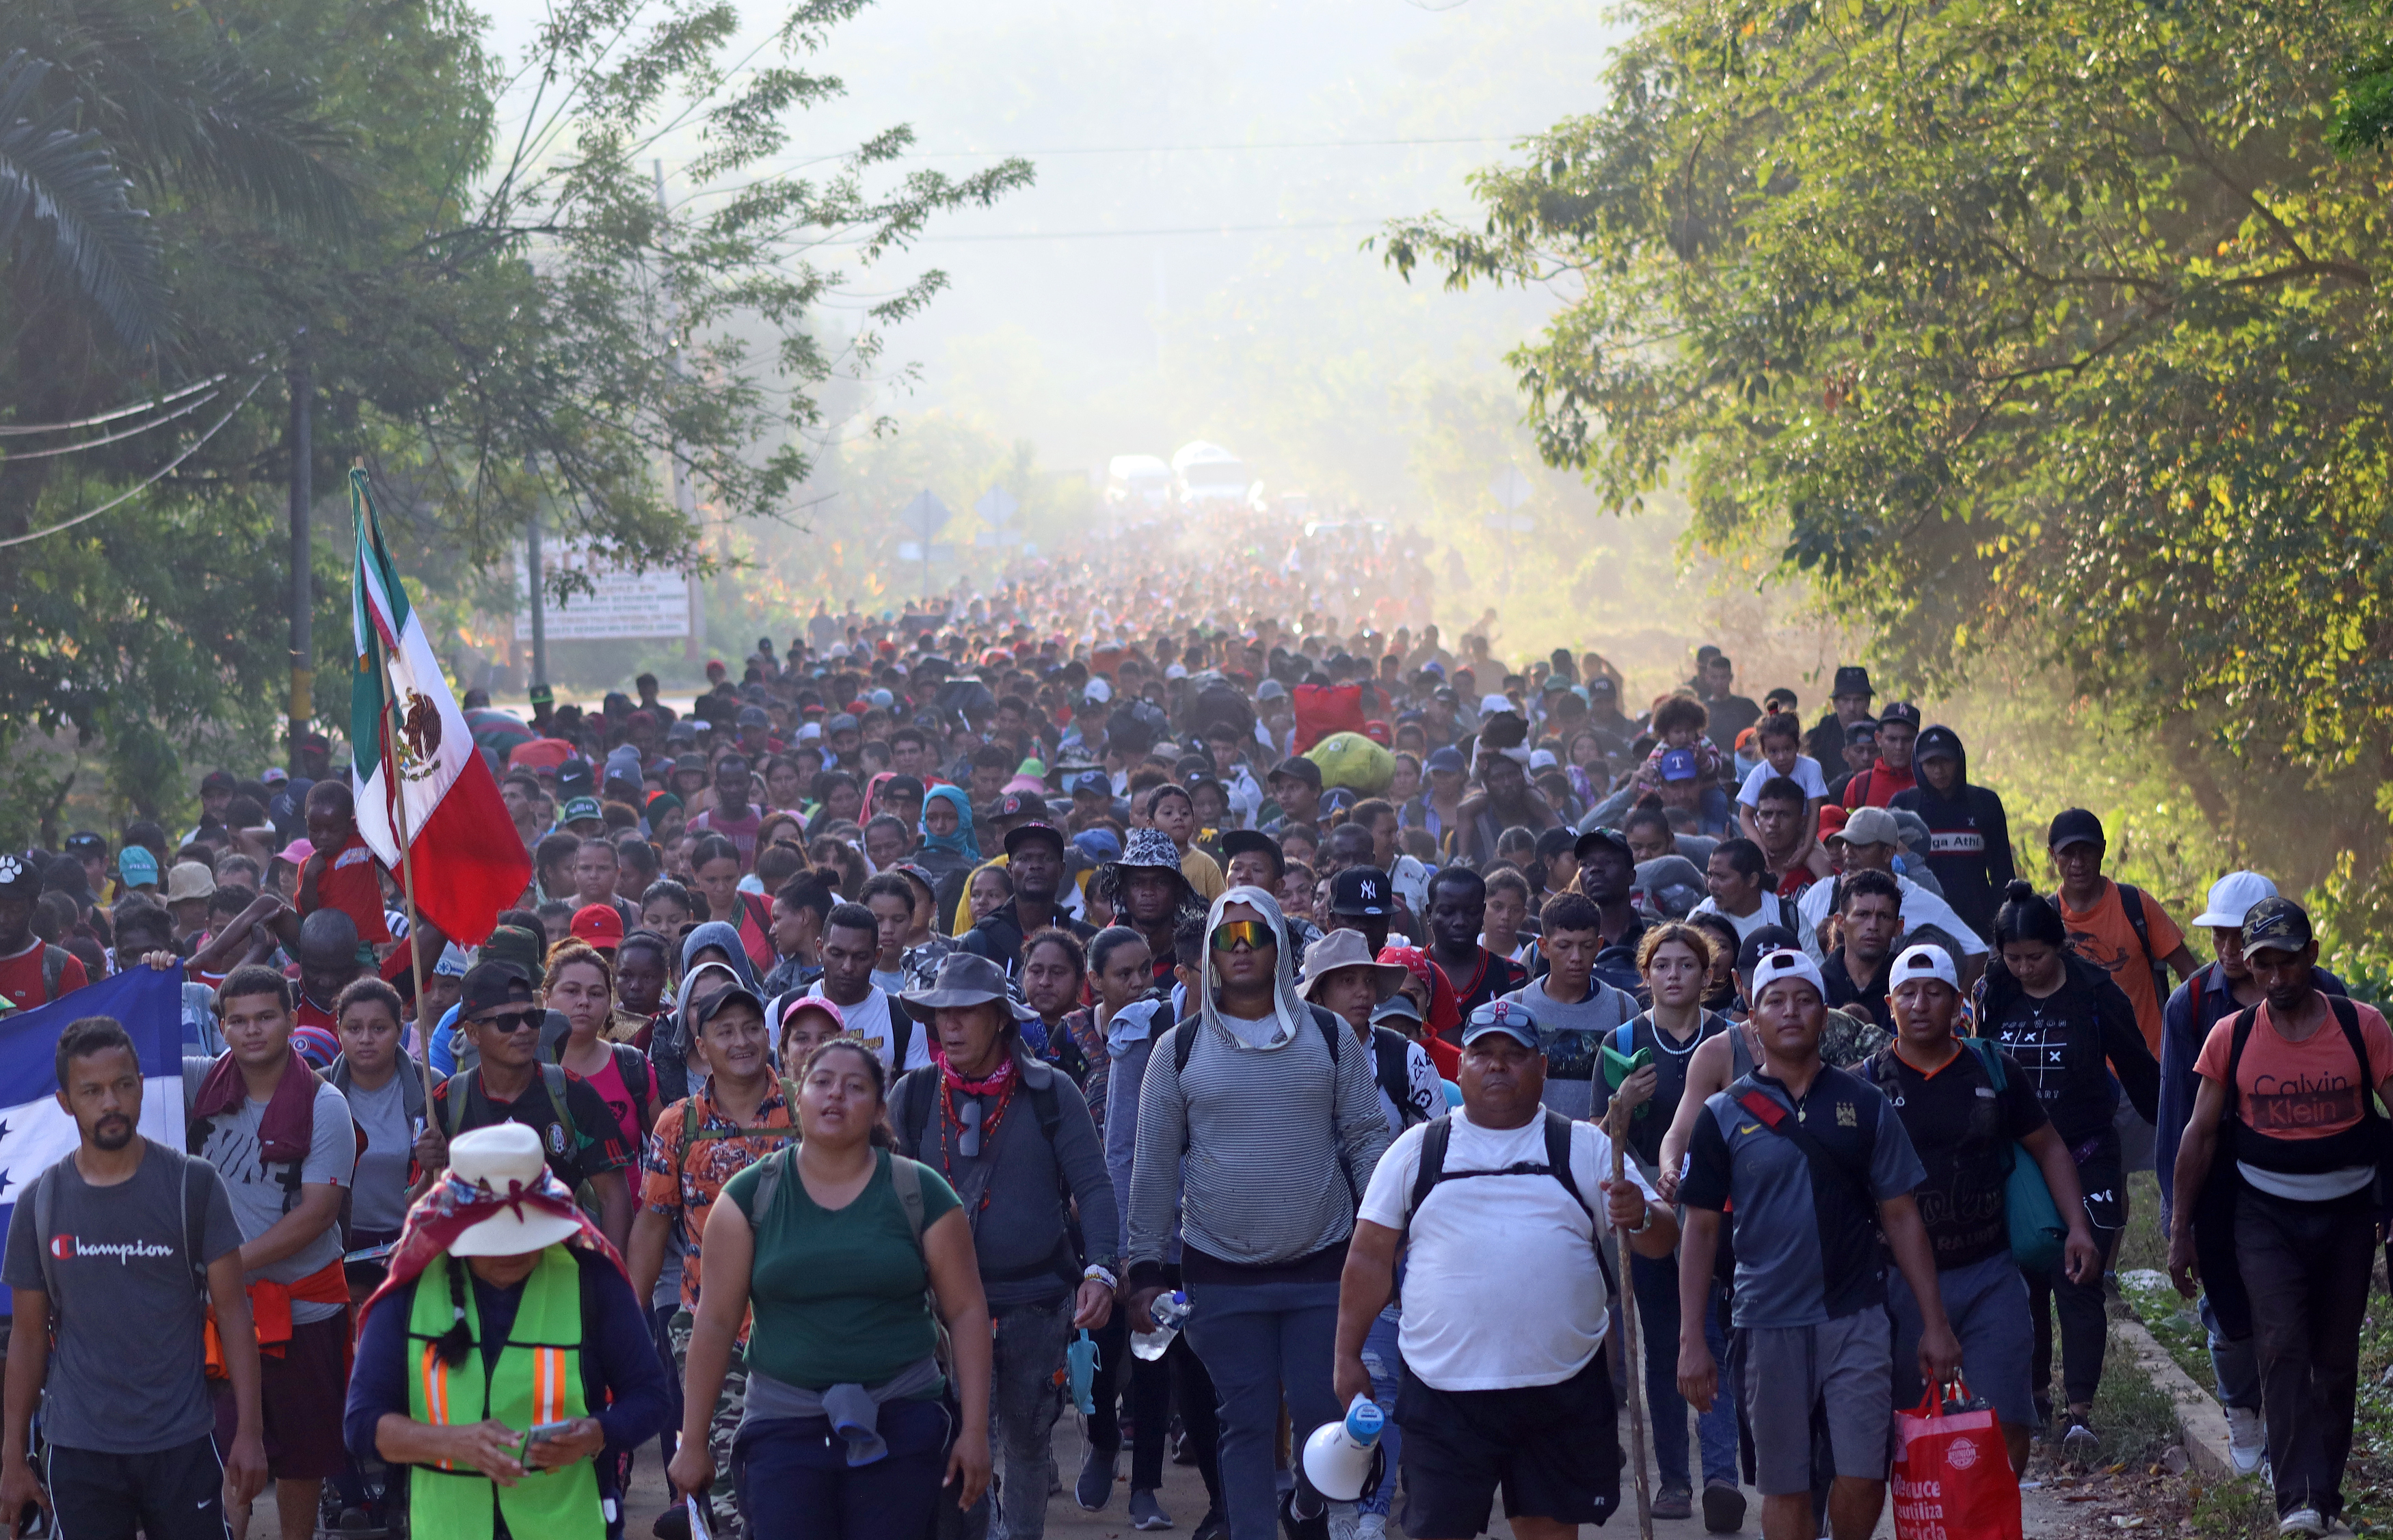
xmin=723 ymin=1148 xmax=961 ymax=1390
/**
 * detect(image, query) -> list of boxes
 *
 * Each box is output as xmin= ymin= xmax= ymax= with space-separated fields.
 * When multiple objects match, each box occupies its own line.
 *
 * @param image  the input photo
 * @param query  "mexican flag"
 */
xmin=349 ymin=469 xmax=531 ymax=944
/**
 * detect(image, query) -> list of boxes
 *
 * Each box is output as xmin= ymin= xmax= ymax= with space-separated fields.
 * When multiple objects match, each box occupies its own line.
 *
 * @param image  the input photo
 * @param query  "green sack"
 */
xmin=1600 ymin=1043 xmax=1653 ymax=1120
xmin=1305 ymin=731 xmax=1395 ymax=795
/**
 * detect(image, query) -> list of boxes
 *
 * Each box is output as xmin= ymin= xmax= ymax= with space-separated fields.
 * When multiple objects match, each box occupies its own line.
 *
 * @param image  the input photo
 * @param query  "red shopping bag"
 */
xmin=1889 ymin=1379 xmax=2022 ymax=1540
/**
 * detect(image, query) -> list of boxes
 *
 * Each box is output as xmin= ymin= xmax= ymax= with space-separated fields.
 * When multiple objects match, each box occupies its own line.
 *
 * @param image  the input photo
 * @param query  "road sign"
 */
xmin=896 ymin=541 xmax=955 ymax=563
xmin=899 ymin=490 xmax=952 ymax=539
xmin=1488 ymin=465 xmax=1534 ymax=510
xmin=974 ymin=486 xmax=1021 ymax=527
xmin=1482 ymin=511 xmax=1536 ymax=534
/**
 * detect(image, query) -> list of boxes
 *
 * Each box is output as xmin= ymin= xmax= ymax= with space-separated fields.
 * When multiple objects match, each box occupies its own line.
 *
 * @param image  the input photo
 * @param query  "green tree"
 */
xmin=1384 ymin=0 xmax=2393 ymax=872
xmin=1 ymin=0 xmax=1028 ymax=819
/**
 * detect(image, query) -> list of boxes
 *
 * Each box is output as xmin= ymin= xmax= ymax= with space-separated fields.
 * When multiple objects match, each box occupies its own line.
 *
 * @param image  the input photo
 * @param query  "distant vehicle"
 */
xmin=1105 ymin=455 xmax=1173 ymax=517
xmin=1170 ymin=441 xmax=1256 ymax=513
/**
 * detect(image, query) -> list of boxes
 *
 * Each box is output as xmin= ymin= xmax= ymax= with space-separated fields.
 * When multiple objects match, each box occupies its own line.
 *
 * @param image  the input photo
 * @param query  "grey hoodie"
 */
xmin=1126 ymin=886 xmax=1391 ymax=1284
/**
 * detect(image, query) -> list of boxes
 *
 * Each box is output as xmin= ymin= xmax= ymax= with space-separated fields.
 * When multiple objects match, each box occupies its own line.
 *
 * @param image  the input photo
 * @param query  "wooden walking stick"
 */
xmin=1609 ymin=1098 xmax=1655 ymax=1540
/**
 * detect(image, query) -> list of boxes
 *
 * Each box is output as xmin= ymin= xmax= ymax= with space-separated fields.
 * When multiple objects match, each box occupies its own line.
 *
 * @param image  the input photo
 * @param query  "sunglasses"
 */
xmin=1210 ymin=920 xmax=1276 ymax=954
xmin=474 ymin=1008 xmax=542 ymax=1034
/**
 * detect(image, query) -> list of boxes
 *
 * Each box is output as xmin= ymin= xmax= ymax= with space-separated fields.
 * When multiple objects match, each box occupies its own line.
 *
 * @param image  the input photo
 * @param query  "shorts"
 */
xmin=213 ymin=1313 xmax=350 ymax=1481
xmin=1886 ymin=1252 xmax=2037 ymax=1431
xmin=1395 ymin=1355 xmax=1622 ymax=1535
xmin=1739 ymin=1311 xmax=1892 ymax=1496
xmin=46 ymin=1434 xmax=228 ymax=1540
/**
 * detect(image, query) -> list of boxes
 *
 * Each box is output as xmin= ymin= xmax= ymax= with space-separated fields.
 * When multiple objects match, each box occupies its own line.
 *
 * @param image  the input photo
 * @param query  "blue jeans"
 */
xmin=2202 ymin=1293 xmax=2262 ymax=1411
xmin=1356 ymin=1305 xmax=1405 ymax=1519
xmin=1182 ymin=1277 xmax=1343 ymax=1540
xmin=1630 ymin=1249 xmax=1737 ymax=1488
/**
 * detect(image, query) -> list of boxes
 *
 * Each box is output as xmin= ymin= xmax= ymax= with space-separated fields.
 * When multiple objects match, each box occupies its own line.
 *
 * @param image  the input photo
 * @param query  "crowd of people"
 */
xmin=0 ymin=519 xmax=2380 ymax=1540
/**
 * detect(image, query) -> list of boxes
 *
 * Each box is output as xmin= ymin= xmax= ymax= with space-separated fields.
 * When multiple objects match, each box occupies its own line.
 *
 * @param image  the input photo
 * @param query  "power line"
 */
xmin=0 ymin=373 xmax=274 ymax=550
xmin=903 ymin=218 xmax=1382 ymax=243
xmin=0 ymin=372 xmax=229 ymax=436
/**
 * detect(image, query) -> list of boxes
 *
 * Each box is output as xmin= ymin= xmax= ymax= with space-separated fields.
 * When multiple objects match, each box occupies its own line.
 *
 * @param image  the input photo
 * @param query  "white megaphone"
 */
xmin=1298 ymin=1394 xmax=1387 ymax=1505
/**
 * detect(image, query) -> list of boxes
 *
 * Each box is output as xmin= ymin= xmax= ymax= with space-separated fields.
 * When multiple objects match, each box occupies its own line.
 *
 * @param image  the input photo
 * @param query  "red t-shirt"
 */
xmin=313 ymin=832 xmax=393 ymax=943
xmin=0 ymin=941 xmax=87 ymax=1011
xmin=1842 ymin=761 xmax=1917 ymax=809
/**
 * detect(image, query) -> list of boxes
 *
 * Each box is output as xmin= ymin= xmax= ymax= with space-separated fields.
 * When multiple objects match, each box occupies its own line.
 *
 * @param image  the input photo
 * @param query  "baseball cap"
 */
xmin=570 ymin=904 xmax=626 ymax=950
xmin=62 ymin=831 xmax=107 ymax=857
xmin=1371 ymin=993 xmax=1423 ymax=1029
xmin=1831 ymin=666 xmax=1874 ymax=699
xmin=434 ymin=942 xmax=473 ymax=978
xmin=1575 ymin=826 xmax=1633 ymax=864
xmin=826 ymin=713 xmax=859 ymax=733
xmin=1330 ymin=866 xmax=1393 ymax=917
xmin=1424 ymin=746 xmax=1467 ymax=774
xmin=1750 ymin=948 xmax=1826 ymax=1005
xmin=2192 ymin=870 xmax=2278 ymax=930
xmin=1890 ymin=943 xmax=1957 ymax=991
xmin=1878 ymin=700 xmax=1923 ymax=731
xmin=693 ymin=985 xmax=766 ymax=1032
xmin=460 ymin=960 xmax=537 ymax=1016
xmin=1069 ymin=769 xmax=1110 ymax=797
xmin=2241 ymin=896 xmax=2314 ymax=958
xmin=1003 ymin=822 xmax=1067 ymax=857
xmin=990 ymin=791 xmax=1043 ymax=823
xmin=1220 ymin=828 xmax=1283 ymax=873
xmin=0 ymin=854 xmax=38 ymax=904
xmin=2046 ymin=808 xmax=2105 ymax=852
xmin=737 ymin=705 xmax=768 ymax=728
xmin=1658 ymin=747 xmax=1699 ymax=783
xmin=1462 ymin=998 xmax=1539 ymax=1049
xmin=1841 ymin=807 xmax=1900 ymax=848
xmin=1270 ymin=757 xmax=1324 ymax=791
xmin=1845 ymin=719 xmax=1880 ymax=744
xmin=1587 ymin=675 xmax=1618 ymax=697
xmin=118 ymin=846 xmax=160 ymax=887
xmin=562 ymin=796 xmax=603 ymax=824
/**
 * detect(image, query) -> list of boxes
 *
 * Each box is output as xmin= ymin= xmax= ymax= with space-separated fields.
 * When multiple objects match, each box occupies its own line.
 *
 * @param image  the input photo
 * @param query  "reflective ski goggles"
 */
xmin=1209 ymin=920 xmax=1276 ymax=953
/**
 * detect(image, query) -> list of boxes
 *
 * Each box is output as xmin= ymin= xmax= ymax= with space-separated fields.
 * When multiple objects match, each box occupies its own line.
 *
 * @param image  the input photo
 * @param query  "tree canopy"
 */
xmin=1383 ymin=0 xmax=2393 ymax=795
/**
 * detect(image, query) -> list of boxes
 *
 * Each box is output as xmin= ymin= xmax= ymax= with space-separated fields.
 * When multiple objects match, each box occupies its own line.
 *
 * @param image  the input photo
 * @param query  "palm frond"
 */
xmin=0 ymin=51 xmax=169 ymax=353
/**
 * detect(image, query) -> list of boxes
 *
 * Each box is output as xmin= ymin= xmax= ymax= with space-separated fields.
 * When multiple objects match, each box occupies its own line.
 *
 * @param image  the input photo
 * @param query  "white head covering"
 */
xmin=1198 ymin=884 xmax=1310 ymax=1052
xmin=1750 ymin=947 xmax=1827 ymax=1005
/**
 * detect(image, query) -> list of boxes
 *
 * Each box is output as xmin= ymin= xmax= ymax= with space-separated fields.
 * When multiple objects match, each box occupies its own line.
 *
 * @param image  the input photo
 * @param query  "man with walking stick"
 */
xmin=1335 ymin=999 xmax=1677 ymax=1539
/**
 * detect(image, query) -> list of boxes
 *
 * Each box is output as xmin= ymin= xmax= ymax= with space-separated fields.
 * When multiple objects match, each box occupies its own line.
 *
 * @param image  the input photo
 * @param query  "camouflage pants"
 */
xmin=669 ymin=1310 xmax=749 ymax=1540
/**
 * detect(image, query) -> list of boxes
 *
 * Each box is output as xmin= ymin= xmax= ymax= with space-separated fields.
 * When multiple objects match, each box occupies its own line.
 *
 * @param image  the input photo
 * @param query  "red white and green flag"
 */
xmin=348 ymin=469 xmax=530 ymax=943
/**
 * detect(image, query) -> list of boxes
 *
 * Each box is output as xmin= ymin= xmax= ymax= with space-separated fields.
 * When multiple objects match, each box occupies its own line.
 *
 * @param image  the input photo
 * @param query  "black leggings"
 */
xmin=1129 ymin=1334 xmax=1221 ymax=1502
xmin=2028 ymin=1153 xmax=2124 ymax=1409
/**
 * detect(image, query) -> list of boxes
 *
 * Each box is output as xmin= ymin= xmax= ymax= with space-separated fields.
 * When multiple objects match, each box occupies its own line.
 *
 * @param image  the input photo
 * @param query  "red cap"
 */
xmin=1817 ymin=805 xmax=1850 ymax=842
xmin=570 ymin=904 xmax=625 ymax=950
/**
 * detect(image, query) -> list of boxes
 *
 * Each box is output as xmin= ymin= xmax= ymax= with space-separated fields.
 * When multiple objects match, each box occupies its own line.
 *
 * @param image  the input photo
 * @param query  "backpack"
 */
xmin=444 ymin=1062 xmax=576 ymax=1157
xmin=1864 ymin=1040 xmax=2066 ymax=1273
xmin=1372 ymin=1027 xmax=1430 ymax=1131
xmin=749 ymin=1146 xmax=954 ymax=1368
xmin=33 ymin=1146 xmax=214 ymax=1319
xmin=38 ymin=945 xmax=72 ymax=1005
xmin=1402 ymin=1109 xmax=1615 ymax=1297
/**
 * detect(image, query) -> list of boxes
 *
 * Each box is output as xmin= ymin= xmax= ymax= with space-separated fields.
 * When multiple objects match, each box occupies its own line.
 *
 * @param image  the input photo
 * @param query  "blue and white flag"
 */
xmin=0 ymin=967 xmax=186 ymax=1298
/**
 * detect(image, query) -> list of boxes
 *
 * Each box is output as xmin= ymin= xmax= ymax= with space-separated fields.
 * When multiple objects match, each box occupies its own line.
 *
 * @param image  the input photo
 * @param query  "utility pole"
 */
xmin=656 ymin=159 xmax=704 ymax=664
xmin=526 ymin=502 xmax=547 ymax=690
xmin=286 ymin=338 xmax=312 ymax=772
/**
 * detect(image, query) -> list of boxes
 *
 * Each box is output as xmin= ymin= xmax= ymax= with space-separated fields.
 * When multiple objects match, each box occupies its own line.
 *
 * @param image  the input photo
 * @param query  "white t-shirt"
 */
xmin=1689 ymin=893 xmax=1800 ymax=947
xmin=1737 ymin=755 xmax=1830 ymax=806
xmin=1357 ymin=1113 xmax=1661 ymax=1390
xmin=803 ymin=983 xmax=934 ymax=1072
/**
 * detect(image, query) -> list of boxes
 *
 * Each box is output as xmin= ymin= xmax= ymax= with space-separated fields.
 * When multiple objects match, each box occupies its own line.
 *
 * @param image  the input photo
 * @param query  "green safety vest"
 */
xmin=406 ymin=1247 xmax=604 ymax=1540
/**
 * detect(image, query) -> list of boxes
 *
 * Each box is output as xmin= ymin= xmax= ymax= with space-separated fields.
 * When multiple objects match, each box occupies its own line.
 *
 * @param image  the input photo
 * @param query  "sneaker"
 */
xmin=1173 ymin=1428 xmax=1197 ymax=1465
xmin=1702 ymin=1478 xmax=1748 ymax=1533
xmin=1076 ymin=1440 xmax=1119 ymax=1511
xmin=2225 ymin=1405 xmax=2267 ymax=1478
xmin=1191 ymin=1504 xmax=1230 ymax=1540
xmin=1129 ymin=1489 xmax=1174 ymax=1531
xmin=1653 ymin=1483 xmax=1694 ymax=1520
xmin=653 ymin=1507 xmax=693 ymax=1540
xmin=2277 ymin=1509 xmax=2327 ymax=1537
xmin=2061 ymin=1416 xmax=2100 ymax=1463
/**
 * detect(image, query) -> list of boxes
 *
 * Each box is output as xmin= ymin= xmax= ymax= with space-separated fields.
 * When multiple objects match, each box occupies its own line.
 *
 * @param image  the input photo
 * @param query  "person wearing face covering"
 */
xmin=1124 ymin=887 xmax=1393 ymax=1540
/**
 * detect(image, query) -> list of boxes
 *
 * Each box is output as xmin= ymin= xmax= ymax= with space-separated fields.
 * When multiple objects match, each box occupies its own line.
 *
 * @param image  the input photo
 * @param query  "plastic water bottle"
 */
xmin=1130 ymin=1290 xmax=1190 ymax=1361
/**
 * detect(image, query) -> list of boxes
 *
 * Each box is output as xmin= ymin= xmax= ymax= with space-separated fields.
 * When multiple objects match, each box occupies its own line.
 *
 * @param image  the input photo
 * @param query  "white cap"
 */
xmin=796 ymin=722 xmax=823 ymax=742
xmin=1479 ymin=692 xmax=1514 ymax=717
xmin=1164 ymin=663 xmax=1189 ymax=680
xmin=1083 ymin=677 xmax=1113 ymax=704
xmin=1528 ymin=748 xmax=1558 ymax=771
xmin=2191 ymin=869 xmax=2277 ymax=929
xmin=1750 ymin=948 xmax=1826 ymax=1005
xmin=446 ymin=1125 xmax=583 ymax=1257
xmin=1890 ymin=943 xmax=1957 ymax=991
xmin=434 ymin=942 xmax=473 ymax=978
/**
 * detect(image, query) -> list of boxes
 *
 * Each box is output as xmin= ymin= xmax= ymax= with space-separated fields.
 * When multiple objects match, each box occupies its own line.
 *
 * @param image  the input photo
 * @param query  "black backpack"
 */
xmin=1402 ymin=1109 xmax=1614 ymax=1296
xmin=1172 ymin=1005 xmax=1361 ymax=1203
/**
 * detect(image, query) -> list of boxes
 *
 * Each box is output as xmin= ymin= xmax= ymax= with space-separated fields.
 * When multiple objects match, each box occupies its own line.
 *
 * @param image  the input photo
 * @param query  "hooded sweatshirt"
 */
xmin=1888 ymin=727 xmax=2014 ymax=939
xmin=1126 ymin=886 xmax=1393 ymax=1286
xmin=652 ymin=951 xmax=750 ymax=1106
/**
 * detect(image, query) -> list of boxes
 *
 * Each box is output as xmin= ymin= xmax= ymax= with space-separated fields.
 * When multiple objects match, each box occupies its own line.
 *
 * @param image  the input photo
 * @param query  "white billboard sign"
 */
xmin=515 ymin=543 xmax=691 ymax=640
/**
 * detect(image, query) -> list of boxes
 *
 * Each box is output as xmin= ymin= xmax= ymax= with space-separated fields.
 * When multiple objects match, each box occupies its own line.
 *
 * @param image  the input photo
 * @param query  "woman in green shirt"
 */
xmin=670 ymin=1039 xmax=992 ymax=1537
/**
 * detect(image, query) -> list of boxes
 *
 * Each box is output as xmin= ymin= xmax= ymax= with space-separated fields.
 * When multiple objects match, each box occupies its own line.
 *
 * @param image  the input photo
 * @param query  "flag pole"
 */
xmin=1609 ymin=1098 xmax=1655 ymax=1540
xmin=358 ymin=462 xmax=438 ymax=1116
